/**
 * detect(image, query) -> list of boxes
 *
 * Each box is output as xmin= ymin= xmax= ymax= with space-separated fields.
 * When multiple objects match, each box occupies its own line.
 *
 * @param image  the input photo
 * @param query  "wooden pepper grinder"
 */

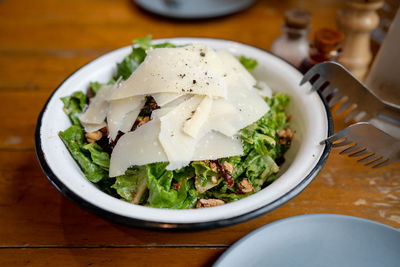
xmin=337 ymin=0 xmax=383 ymax=81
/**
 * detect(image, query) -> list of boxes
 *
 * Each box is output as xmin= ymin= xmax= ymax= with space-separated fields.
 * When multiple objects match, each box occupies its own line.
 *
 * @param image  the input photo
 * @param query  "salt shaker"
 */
xmin=271 ymin=9 xmax=311 ymax=68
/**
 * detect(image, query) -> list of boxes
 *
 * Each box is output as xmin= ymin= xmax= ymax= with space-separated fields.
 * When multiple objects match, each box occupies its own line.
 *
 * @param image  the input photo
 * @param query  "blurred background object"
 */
xmin=135 ymin=0 xmax=255 ymax=19
xmin=372 ymin=0 xmax=400 ymax=44
xmin=366 ymin=7 xmax=400 ymax=136
xmin=299 ymin=28 xmax=344 ymax=74
xmin=337 ymin=0 xmax=384 ymax=81
xmin=270 ymin=8 xmax=311 ymax=68
xmin=366 ymin=8 xmax=400 ymax=107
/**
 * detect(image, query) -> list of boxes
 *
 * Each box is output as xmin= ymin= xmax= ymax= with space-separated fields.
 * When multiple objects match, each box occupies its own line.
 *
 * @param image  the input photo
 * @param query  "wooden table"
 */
xmin=0 ymin=0 xmax=399 ymax=266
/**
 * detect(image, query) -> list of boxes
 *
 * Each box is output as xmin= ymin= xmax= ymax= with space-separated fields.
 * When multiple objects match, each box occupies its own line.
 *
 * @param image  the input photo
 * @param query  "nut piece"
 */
xmin=100 ymin=126 xmax=109 ymax=136
xmin=196 ymin=198 xmax=225 ymax=208
xmin=211 ymin=176 xmax=218 ymax=184
xmin=238 ymin=178 xmax=254 ymax=194
xmin=85 ymin=131 xmax=102 ymax=143
xmin=277 ymin=128 xmax=294 ymax=146
xmin=209 ymin=161 xmax=218 ymax=172
xmin=222 ymin=161 xmax=236 ymax=173
xmin=172 ymin=181 xmax=182 ymax=191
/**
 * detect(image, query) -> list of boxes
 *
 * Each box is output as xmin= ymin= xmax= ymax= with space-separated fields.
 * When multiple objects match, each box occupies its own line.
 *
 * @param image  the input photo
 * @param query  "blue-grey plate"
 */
xmin=214 ymin=214 xmax=400 ymax=267
xmin=135 ymin=0 xmax=255 ymax=19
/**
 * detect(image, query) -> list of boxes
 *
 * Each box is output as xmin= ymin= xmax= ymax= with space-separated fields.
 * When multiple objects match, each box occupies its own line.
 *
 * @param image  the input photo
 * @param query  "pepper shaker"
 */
xmin=337 ymin=0 xmax=384 ymax=81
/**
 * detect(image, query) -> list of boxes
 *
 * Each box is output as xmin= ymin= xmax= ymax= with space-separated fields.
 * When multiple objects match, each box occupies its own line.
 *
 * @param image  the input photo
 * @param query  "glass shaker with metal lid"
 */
xmin=271 ymin=8 xmax=312 ymax=68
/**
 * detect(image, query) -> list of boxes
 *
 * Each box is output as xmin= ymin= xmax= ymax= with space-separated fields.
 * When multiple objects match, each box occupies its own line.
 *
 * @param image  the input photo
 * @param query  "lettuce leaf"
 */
xmin=89 ymin=82 xmax=103 ymax=96
xmin=59 ymin=125 xmax=107 ymax=183
xmin=115 ymin=47 xmax=147 ymax=80
xmin=171 ymin=167 xmax=198 ymax=209
xmin=192 ymin=161 xmax=222 ymax=193
xmin=134 ymin=35 xmax=153 ymax=50
xmin=112 ymin=166 xmax=147 ymax=203
xmin=82 ymin=142 xmax=110 ymax=169
xmin=146 ymin=163 xmax=198 ymax=209
xmin=146 ymin=163 xmax=178 ymax=208
xmin=243 ymin=152 xmax=279 ymax=191
xmin=239 ymin=56 xmax=258 ymax=71
xmin=60 ymin=91 xmax=87 ymax=125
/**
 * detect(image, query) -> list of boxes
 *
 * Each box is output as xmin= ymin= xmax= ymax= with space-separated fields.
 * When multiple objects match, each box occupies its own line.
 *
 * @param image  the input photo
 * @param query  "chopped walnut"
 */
xmin=212 ymin=159 xmax=234 ymax=188
xmin=209 ymin=161 xmax=218 ymax=172
xmin=277 ymin=128 xmax=294 ymax=146
xmin=172 ymin=181 xmax=182 ymax=191
xmin=85 ymin=131 xmax=102 ymax=143
xmin=238 ymin=178 xmax=254 ymax=194
xmin=99 ymin=126 xmax=109 ymax=136
xmin=136 ymin=116 xmax=150 ymax=128
xmin=196 ymin=198 xmax=225 ymax=208
xmin=222 ymin=161 xmax=236 ymax=173
xmin=211 ymin=176 xmax=218 ymax=184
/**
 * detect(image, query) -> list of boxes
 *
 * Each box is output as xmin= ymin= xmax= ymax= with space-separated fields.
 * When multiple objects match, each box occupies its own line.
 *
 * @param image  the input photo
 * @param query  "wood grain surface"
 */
xmin=0 ymin=0 xmax=399 ymax=266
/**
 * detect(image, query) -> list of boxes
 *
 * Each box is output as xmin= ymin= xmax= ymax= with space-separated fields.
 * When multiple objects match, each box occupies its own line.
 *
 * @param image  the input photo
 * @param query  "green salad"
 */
xmin=59 ymin=36 xmax=293 ymax=209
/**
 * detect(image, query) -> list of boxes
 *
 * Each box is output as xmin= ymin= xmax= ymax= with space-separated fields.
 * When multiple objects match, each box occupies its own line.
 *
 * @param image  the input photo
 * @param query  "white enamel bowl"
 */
xmin=35 ymin=38 xmax=332 ymax=230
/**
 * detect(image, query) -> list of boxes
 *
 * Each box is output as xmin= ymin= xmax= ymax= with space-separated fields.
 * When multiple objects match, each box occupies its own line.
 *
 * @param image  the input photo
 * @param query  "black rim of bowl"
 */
xmin=34 ymin=38 xmax=333 ymax=231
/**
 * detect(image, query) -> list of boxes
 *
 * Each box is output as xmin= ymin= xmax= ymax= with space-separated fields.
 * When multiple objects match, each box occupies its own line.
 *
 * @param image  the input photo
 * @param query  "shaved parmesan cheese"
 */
xmin=109 ymin=119 xmax=167 ymax=177
xmin=107 ymin=96 xmax=145 ymax=140
xmin=162 ymin=95 xmax=193 ymax=109
xmin=81 ymin=121 xmax=107 ymax=133
xmin=183 ymin=96 xmax=212 ymax=138
xmin=79 ymin=84 xmax=113 ymax=124
xmin=158 ymin=96 xmax=203 ymax=169
xmin=119 ymin=108 xmax=141 ymax=133
xmin=226 ymin=81 xmax=270 ymax=129
xmin=200 ymin=99 xmax=240 ymax=137
xmin=110 ymin=45 xmax=228 ymax=100
xmin=108 ymin=44 xmax=271 ymax=174
xmin=190 ymin=84 xmax=269 ymax=139
xmin=193 ymin=131 xmax=243 ymax=161
xmin=152 ymin=93 xmax=182 ymax=106
xmin=256 ymin=81 xmax=273 ymax=98
xmin=151 ymin=96 xmax=194 ymax=119
xmin=151 ymin=107 xmax=174 ymax=120
xmin=217 ymin=50 xmax=256 ymax=87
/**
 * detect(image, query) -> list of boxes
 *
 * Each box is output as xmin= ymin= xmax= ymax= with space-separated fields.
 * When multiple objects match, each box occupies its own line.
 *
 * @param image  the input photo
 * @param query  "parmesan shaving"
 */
xmin=152 ymin=93 xmax=182 ymax=106
xmin=108 ymin=43 xmax=270 ymax=176
xmin=183 ymin=96 xmax=213 ymax=138
xmin=79 ymin=84 xmax=113 ymax=124
xmin=158 ymin=96 xmax=203 ymax=166
xmin=107 ymin=96 xmax=145 ymax=140
xmin=81 ymin=121 xmax=107 ymax=133
xmin=109 ymin=119 xmax=167 ymax=177
xmin=110 ymin=45 xmax=228 ymax=100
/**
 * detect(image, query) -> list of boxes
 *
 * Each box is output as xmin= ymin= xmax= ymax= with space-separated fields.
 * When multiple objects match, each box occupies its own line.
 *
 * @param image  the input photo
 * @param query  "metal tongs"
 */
xmin=300 ymin=62 xmax=400 ymax=168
